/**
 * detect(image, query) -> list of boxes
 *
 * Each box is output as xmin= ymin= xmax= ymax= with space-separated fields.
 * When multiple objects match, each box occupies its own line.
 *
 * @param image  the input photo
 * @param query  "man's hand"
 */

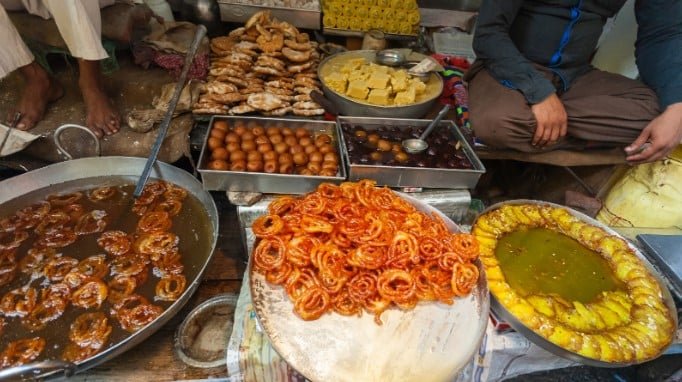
xmin=625 ymin=103 xmax=682 ymax=163
xmin=530 ymin=93 xmax=568 ymax=147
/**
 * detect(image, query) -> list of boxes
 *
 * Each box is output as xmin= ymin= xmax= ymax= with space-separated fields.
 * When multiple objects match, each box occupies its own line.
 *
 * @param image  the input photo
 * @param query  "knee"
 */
xmin=470 ymin=105 xmax=536 ymax=150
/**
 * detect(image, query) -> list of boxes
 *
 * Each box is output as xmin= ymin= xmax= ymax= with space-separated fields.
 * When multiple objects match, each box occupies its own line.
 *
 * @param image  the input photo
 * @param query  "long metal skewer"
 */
xmin=133 ymin=25 xmax=207 ymax=197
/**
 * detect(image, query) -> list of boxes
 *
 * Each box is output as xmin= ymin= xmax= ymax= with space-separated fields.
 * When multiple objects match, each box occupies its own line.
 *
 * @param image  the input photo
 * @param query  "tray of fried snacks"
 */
xmin=322 ymin=0 xmax=420 ymax=36
xmin=198 ymin=116 xmax=346 ymax=194
xmin=248 ymin=180 xmax=489 ymax=382
xmin=193 ymin=11 xmax=324 ymax=117
xmin=472 ymin=200 xmax=678 ymax=367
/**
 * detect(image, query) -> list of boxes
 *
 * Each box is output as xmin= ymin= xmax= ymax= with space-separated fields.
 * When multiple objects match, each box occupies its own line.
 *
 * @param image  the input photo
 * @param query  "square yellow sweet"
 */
xmin=324 ymin=72 xmax=348 ymax=93
xmin=348 ymin=68 xmax=369 ymax=82
xmin=393 ymin=88 xmax=415 ymax=105
xmin=391 ymin=71 xmax=409 ymax=92
xmin=408 ymin=78 xmax=427 ymax=94
xmin=367 ymin=71 xmax=390 ymax=89
xmin=367 ymin=88 xmax=391 ymax=105
xmin=346 ymin=80 xmax=369 ymax=100
xmin=340 ymin=58 xmax=367 ymax=74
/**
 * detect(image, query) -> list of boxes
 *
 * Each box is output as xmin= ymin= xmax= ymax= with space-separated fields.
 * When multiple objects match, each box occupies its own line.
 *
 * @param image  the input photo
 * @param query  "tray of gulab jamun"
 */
xmin=198 ymin=116 xmax=347 ymax=194
xmin=338 ymin=117 xmax=485 ymax=189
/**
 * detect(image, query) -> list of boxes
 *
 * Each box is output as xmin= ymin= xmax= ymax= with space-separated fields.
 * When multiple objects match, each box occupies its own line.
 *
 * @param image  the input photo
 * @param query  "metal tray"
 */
xmin=249 ymin=192 xmax=489 ymax=382
xmin=322 ymin=27 xmax=417 ymax=39
xmin=337 ymin=116 xmax=485 ymax=189
xmin=476 ymin=199 xmax=679 ymax=368
xmin=217 ymin=2 xmax=320 ymax=30
xmin=198 ymin=116 xmax=347 ymax=194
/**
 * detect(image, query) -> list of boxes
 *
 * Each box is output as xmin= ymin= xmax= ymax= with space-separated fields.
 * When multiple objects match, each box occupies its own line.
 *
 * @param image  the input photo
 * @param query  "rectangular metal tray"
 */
xmin=337 ymin=116 xmax=485 ymax=189
xmin=198 ymin=116 xmax=347 ymax=194
xmin=217 ymin=2 xmax=321 ymax=30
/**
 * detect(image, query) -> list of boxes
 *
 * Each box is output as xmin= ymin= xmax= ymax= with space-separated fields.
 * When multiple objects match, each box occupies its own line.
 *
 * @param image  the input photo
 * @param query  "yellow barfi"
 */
xmin=367 ymin=71 xmax=390 ymax=89
xmin=346 ymin=80 xmax=369 ymax=100
xmin=393 ymin=88 xmax=415 ymax=105
xmin=367 ymin=88 xmax=391 ymax=105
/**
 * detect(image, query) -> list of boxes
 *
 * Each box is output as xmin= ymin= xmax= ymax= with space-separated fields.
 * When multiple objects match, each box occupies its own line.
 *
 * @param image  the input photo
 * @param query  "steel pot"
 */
xmin=0 ymin=156 xmax=219 ymax=379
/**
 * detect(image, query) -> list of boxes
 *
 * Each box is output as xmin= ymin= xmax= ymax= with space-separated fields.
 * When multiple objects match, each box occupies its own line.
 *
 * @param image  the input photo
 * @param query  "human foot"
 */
xmin=10 ymin=62 xmax=64 ymax=130
xmin=78 ymin=60 xmax=120 ymax=138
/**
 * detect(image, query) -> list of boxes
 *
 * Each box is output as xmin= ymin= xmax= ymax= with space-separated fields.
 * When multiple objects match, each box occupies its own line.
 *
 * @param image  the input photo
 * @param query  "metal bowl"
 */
xmin=317 ymin=50 xmax=443 ymax=119
xmin=475 ymin=200 xmax=679 ymax=367
xmin=375 ymin=49 xmax=406 ymax=67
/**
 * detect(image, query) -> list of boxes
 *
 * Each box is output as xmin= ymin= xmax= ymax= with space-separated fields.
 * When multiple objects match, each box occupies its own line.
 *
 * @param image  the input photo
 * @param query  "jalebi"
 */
xmin=252 ymin=181 xmax=480 ymax=324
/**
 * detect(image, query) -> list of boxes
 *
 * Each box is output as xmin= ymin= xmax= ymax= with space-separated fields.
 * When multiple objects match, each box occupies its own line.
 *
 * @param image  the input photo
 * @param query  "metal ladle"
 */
xmin=402 ymin=104 xmax=451 ymax=154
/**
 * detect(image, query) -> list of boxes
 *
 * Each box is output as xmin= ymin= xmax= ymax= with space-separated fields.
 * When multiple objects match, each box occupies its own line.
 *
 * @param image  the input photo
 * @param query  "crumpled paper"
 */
xmin=0 ymin=124 xmax=41 ymax=157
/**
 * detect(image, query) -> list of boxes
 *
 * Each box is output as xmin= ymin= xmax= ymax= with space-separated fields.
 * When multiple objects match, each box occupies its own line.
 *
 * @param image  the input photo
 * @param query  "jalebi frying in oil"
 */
xmin=0 ymin=180 xmax=188 ymax=369
xmin=252 ymin=180 xmax=481 ymax=324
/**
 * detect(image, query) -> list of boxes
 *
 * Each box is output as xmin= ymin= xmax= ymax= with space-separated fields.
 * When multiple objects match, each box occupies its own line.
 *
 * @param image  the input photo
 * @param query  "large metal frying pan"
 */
xmin=0 ymin=156 xmax=219 ymax=379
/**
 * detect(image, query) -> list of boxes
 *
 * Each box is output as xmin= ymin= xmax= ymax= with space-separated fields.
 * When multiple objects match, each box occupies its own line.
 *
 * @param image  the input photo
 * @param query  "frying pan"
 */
xmin=0 ymin=156 xmax=219 ymax=379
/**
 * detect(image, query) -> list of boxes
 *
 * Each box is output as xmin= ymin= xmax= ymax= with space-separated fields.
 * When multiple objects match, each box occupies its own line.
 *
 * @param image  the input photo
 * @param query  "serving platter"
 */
xmin=476 ymin=199 xmax=679 ymax=368
xmin=249 ymin=192 xmax=489 ymax=382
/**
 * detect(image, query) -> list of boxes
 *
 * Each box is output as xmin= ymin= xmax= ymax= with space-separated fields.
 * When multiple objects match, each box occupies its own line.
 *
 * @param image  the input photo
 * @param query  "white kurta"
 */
xmin=0 ymin=0 xmax=114 ymax=77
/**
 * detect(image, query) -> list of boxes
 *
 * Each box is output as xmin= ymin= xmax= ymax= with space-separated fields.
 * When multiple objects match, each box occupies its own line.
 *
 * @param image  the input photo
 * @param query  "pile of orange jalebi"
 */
xmin=252 ymin=180 xmax=480 ymax=324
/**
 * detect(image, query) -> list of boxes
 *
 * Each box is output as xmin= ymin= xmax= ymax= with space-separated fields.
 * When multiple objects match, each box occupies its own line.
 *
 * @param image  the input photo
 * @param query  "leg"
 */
xmin=77 ymin=58 xmax=119 ymax=137
xmin=467 ymin=67 xmax=581 ymax=152
xmin=0 ymin=4 xmax=63 ymax=130
xmin=560 ymin=69 xmax=660 ymax=144
xmin=42 ymin=0 xmax=119 ymax=137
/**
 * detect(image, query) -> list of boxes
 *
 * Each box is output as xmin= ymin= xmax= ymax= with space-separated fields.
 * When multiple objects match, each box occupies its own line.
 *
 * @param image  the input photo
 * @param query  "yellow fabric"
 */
xmin=597 ymin=145 xmax=682 ymax=229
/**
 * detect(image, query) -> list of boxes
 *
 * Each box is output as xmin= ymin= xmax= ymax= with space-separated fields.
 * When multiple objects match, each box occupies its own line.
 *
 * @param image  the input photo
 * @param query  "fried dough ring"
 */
xmin=97 ymin=231 xmax=131 ymax=256
xmin=0 ymin=337 xmax=45 ymax=368
xmin=108 ymin=275 xmax=138 ymax=304
xmin=253 ymin=237 xmax=286 ymax=272
xmin=163 ymin=183 xmax=188 ymax=201
xmin=44 ymin=256 xmax=78 ymax=282
xmin=155 ymin=274 xmax=186 ymax=301
xmin=112 ymin=294 xmax=162 ymax=332
xmin=294 ymin=286 xmax=330 ymax=321
xmin=137 ymin=211 xmax=172 ymax=233
xmin=134 ymin=232 xmax=179 ymax=257
xmin=152 ymin=250 xmax=184 ymax=277
xmin=89 ymin=186 xmax=118 ymax=202
xmin=19 ymin=247 xmax=56 ymax=275
xmin=37 ymin=228 xmax=77 ymax=248
xmin=69 ymin=312 xmax=112 ymax=349
xmin=0 ymin=230 xmax=29 ymax=251
xmin=377 ymin=269 xmax=416 ymax=303
xmin=22 ymin=297 xmax=67 ymax=331
xmin=252 ymin=214 xmax=285 ymax=237
xmin=268 ymin=196 xmax=298 ymax=216
xmin=153 ymin=199 xmax=183 ymax=217
xmin=74 ymin=210 xmax=108 ymax=235
xmin=62 ymin=342 xmax=99 ymax=363
xmin=0 ymin=287 xmax=37 ymax=317
xmin=71 ymin=278 xmax=108 ymax=309
xmin=48 ymin=192 xmax=83 ymax=206
xmin=451 ymin=262 xmax=479 ymax=297
xmin=111 ymin=254 xmax=148 ymax=277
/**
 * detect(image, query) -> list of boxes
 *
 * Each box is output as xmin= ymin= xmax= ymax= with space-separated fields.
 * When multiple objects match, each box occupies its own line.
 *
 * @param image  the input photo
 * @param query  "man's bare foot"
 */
xmin=78 ymin=59 xmax=120 ymax=138
xmin=10 ymin=62 xmax=63 ymax=130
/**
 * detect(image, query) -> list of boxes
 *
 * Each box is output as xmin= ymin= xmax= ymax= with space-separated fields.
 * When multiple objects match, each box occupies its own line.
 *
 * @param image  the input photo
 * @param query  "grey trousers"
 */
xmin=466 ymin=62 xmax=660 ymax=153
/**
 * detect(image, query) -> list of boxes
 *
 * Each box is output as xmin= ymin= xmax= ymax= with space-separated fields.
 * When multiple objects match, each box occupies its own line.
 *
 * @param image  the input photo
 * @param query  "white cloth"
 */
xmin=0 ymin=0 xmax=113 ymax=78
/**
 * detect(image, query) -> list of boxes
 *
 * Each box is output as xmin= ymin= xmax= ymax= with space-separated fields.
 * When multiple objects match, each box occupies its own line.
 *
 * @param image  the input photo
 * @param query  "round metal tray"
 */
xmin=249 ymin=192 xmax=489 ymax=382
xmin=476 ymin=199 xmax=679 ymax=368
